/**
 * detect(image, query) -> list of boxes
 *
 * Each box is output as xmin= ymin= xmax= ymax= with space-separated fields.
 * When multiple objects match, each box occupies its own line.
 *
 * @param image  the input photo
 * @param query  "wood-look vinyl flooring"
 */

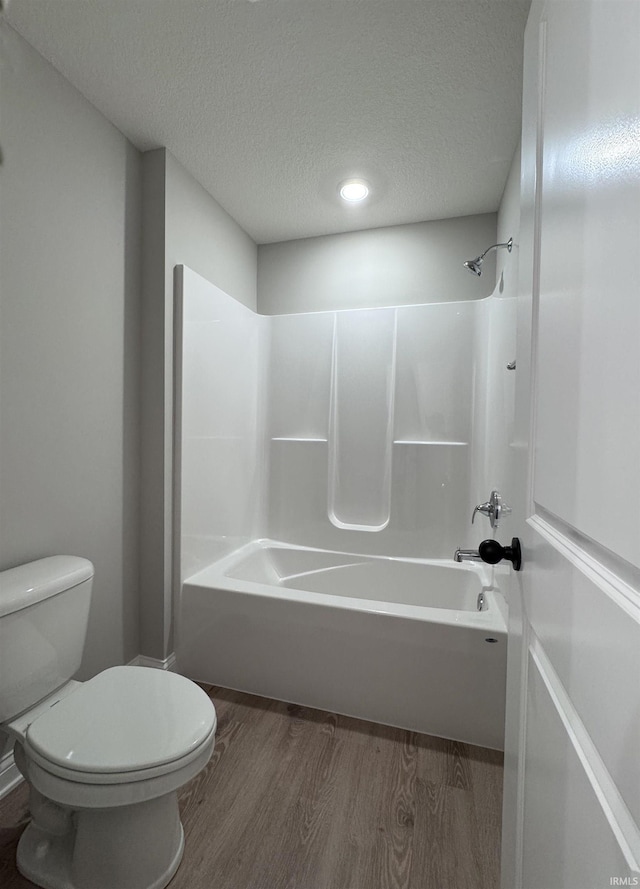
xmin=0 ymin=686 xmax=503 ymax=889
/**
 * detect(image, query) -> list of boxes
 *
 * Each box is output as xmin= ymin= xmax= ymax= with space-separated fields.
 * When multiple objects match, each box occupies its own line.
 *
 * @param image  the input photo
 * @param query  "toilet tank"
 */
xmin=0 ymin=556 xmax=94 ymax=722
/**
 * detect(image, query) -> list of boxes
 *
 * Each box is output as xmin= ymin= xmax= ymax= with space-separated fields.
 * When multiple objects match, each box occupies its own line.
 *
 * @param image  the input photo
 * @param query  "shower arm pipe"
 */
xmin=477 ymin=237 xmax=513 ymax=261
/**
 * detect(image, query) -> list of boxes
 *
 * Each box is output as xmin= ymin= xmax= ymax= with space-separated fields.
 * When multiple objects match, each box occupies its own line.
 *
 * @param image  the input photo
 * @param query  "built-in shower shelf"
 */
xmin=271 ymin=437 xmax=328 ymax=442
xmin=393 ymin=440 xmax=469 ymax=446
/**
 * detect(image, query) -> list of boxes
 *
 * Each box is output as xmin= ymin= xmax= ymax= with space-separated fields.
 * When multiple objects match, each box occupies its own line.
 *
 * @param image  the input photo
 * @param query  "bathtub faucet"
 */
xmin=454 ymin=547 xmax=483 ymax=563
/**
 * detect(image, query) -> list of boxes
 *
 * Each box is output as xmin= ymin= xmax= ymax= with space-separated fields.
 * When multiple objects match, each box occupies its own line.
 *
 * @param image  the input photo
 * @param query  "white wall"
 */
xmin=257 ymin=213 xmax=498 ymax=314
xmin=139 ymin=150 xmax=258 ymax=660
xmin=0 ymin=24 xmax=141 ymax=680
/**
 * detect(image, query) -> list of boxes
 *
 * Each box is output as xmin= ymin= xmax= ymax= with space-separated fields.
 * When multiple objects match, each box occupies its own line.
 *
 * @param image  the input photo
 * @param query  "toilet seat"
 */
xmin=16 ymin=730 xmax=216 ymax=810
xmin=25 ymin=723 xmax=216 ymax=785
xmin=8 ymin=666 xmax=216 ymax=810
xmin=23 ymin=666 xmax=216 ymax=783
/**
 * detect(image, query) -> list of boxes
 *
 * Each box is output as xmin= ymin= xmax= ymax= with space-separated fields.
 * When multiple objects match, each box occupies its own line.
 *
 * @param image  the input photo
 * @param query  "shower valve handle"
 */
xmin=479 ymin=538 xmax=522 ymax=571
xmin=471 ymin=501 xmax=493 ymax=524
xmin=471 ymin=490 xmax=511 ymax=529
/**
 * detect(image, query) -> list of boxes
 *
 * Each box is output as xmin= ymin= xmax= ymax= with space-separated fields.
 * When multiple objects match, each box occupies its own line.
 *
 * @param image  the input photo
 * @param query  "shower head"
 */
xmin=463 ymin=237 xmax=513 ymax=277
xmin=463 ymin=257 xmax=483 ymax=276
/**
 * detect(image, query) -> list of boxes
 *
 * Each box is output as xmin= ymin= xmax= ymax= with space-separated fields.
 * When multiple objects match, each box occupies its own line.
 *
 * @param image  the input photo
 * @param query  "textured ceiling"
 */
xmin=5 ymin=0 xmax=531 ymax=244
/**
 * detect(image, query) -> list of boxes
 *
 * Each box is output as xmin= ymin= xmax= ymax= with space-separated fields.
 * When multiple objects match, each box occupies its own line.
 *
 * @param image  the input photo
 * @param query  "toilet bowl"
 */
xmin=0 ymin=557 xmax=217 ymax=889
xmin=6 ymin=666 xmax=216 ymax=889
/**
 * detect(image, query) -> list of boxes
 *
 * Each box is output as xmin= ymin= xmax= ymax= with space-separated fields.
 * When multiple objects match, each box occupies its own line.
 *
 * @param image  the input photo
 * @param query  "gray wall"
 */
xmin=139 ymin=149 xmax=257 ymax=660
xmin=0 ymin=23 xmax=258 ymax=697
xmin=257 ymin=213 xmax=497 ymax=314
xmin=0 ymin=24 xmax=141 ymax=676
xmin=165 ymin=152 xmax=257 ymax=312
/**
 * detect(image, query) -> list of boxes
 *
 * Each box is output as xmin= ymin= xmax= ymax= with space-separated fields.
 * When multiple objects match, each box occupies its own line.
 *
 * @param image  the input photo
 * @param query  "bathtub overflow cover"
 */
xmin=484 ymin=637 xmax=498 ymax=644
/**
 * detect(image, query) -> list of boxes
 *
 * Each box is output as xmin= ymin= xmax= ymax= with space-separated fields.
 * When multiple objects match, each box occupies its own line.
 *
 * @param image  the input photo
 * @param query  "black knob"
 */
xmin=479 ymin=537 xmax=522 ymax=571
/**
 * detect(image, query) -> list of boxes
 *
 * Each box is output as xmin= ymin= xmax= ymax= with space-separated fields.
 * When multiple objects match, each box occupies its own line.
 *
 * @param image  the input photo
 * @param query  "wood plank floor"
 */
xmin=0 ymin=686 xmax=503 ymax=889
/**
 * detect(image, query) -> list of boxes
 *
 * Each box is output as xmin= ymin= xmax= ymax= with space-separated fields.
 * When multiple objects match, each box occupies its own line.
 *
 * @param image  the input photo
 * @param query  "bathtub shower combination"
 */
xmin=176 ymin=266 xmax=516 ymax=750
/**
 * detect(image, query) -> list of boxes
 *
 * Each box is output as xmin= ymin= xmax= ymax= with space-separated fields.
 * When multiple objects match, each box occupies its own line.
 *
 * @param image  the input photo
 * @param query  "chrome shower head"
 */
xmin=463 ymin=257 xmax=483 ymax=276
xmin=463 ymin=237 xmax=513 ymax=277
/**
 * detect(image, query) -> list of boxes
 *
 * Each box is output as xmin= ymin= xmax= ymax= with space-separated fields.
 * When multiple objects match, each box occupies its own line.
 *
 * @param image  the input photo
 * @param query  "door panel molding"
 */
xmin=529 ymin=634 xmax=640 ymax=872
xmin=525 ymin=514 xmax=640 ymax=827
xmin=528 ymin=513 xmax=640 ymax=618
xmin=524 ymin=650 xmax=639 ymax=888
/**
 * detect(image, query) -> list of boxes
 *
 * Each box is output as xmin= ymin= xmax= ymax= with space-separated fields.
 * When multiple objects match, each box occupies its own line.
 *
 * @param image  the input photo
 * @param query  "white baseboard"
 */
xmin=0 ymin=749 xmax=23 ymax=800
xmin=128 ymin=652 xmax=177 ymax=672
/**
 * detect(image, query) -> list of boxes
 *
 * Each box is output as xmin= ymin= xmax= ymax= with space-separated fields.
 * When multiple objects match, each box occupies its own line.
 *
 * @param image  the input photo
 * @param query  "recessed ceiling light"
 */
xmin=339 ymin=179 xmax=370 ymax=203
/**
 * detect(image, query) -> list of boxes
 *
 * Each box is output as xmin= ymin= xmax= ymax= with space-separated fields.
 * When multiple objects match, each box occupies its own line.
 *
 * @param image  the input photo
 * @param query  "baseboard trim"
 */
xmin=128 ymin=652 xmax=177 ymax=672
xmin=0 ymin=749 xmax=23 ymax=800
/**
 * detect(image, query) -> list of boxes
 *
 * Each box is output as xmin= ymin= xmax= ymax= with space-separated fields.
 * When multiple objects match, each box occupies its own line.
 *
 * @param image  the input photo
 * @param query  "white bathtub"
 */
xmin=178 ymin=540 xmax=508 ymax=749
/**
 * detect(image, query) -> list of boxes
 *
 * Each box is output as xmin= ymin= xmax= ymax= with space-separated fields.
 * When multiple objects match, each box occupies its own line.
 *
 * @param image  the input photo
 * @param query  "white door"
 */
xmin=501 ymin=2 xmax=640 ymax=888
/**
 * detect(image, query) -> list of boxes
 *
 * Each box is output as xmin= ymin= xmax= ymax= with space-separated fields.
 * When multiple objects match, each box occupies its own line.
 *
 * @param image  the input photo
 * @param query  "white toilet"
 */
xmin=0 ymin=555 xmax=217 ymax=889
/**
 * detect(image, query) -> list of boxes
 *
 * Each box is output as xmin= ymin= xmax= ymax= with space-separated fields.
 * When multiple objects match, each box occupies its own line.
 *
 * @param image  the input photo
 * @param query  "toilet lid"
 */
xmin=25 ymin=666 xmax=216 ymax=775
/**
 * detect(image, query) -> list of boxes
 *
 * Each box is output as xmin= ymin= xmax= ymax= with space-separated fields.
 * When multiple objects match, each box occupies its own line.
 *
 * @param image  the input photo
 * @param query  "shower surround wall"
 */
xmin=175 ymin=267 xmax=266 ymax=583
xmin=268 ymin=303 xmax=474 ymax=558
xmin=176 ymin=265 xmax=516 ymax=578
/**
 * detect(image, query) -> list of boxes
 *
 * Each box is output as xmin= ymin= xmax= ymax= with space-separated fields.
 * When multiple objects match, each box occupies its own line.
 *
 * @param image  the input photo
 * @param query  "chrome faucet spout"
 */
xmin=454 ymin=548 xmax=483 ymax=563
